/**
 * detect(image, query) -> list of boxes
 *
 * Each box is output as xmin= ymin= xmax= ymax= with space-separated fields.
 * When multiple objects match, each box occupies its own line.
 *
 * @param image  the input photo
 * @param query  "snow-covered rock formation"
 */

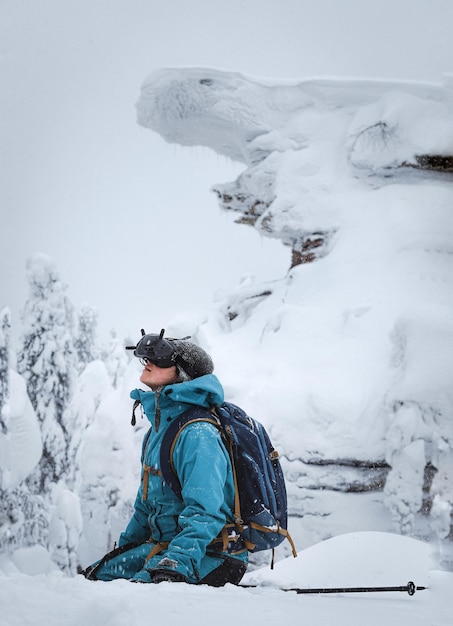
xmin=137 ymin=68 xmax=453 ymax=560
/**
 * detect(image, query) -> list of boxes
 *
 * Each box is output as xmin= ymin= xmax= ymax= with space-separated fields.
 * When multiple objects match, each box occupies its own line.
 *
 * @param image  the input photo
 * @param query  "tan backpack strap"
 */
xmin=169 ymin=417 xmax=221 ymax=474
xmin=221 ymin=424 xmax=243 ymax=527
xmin=280 ymin=527 xmax=298 ymax=558
xmin=221 ymin=526 xmax=230 ymax=551
xmin=247 ymin=521 xmax=298 ymax=558
xmin=142 ymin=465 xmax=162 ymax=501
xmin=144 ymin=541 xmax=169 ymax=563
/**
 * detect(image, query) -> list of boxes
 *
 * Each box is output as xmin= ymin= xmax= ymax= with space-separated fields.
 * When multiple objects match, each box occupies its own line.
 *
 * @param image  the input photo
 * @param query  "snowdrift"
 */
xmin=0 ymin=531 xmax=451 ymax=626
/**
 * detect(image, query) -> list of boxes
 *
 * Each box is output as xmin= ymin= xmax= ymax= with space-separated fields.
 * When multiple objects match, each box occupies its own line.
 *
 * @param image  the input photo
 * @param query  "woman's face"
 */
xmin=140 ymin=361 xmax=178 ymax=390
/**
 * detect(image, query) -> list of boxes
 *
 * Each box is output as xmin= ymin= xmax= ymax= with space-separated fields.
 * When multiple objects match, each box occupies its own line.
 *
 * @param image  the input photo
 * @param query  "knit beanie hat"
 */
xmin=172 ymin=338 xmax=214 ymax=380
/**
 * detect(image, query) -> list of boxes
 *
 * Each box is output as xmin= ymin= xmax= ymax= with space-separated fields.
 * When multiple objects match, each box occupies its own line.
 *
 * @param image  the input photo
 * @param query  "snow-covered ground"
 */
xmin=1 ymin=532 xmax=451 ymax=626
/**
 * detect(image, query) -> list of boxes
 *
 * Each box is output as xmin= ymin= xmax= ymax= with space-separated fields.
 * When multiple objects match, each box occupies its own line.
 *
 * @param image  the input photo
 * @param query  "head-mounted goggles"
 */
xmin=126 ymin=329 xmax=177 ymax=368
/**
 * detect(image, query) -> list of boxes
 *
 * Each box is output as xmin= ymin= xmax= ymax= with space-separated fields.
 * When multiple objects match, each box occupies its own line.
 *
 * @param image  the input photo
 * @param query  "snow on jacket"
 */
xmin=119 ymin=374 xmax=248 ymax=583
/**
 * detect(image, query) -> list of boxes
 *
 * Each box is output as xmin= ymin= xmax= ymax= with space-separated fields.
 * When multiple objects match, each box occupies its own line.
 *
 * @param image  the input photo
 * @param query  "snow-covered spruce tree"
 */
xmin=0 ymin=485 xmax=49 ymax=555
xmin=101 ymin=328 xmax=129 ymax=388
xmin=0 ymin=306 xmax=11 ymax=505
xmin=0 ymin=307 xmax=11 ymax=435
xmin=17 ymin=254 xmax=77 ymax=495
xmin=74 ymin=304 xmax=99 ymax=373
xmin=0 ymin=310 xmax=49 ymax=559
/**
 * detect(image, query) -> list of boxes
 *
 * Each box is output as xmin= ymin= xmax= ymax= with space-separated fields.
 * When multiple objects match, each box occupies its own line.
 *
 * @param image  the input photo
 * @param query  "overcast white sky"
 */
xmin=1 ymin=0 xmax=452 ymax=344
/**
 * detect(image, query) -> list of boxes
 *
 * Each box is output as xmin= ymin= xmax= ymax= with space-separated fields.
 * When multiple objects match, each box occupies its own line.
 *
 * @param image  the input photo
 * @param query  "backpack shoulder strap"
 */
xmin=160 ymin=406 xmax=220 ymax=498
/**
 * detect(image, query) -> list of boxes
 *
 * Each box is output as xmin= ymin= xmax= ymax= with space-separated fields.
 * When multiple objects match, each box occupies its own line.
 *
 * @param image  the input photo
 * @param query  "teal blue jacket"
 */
xmin=119 ymin=374 xmax=247 ymax=583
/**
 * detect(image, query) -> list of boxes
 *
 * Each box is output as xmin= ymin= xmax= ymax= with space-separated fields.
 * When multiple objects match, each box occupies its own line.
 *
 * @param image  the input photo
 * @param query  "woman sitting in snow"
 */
xmin=82 ymin=330 xmax=248 ymax=586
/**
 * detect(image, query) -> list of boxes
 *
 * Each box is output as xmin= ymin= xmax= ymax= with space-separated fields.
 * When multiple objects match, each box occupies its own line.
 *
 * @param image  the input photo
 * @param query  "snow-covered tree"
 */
xmin=101 ymin=328 xmax=129 ymax=388
xmin=64 ymin=360 xmax=113 ymax=492
xmin=0 ymin=352 xmax=46 ymax=559
xmin=74 ymin=304 xmax=99 ymax=373
xmin=0 ymin=486 xmax=49 ymax=554
xmin=17 ymin=254 xmax=77 ymax=494
xmin=0 ymin=307 xmax=11 ymax=541
xmin=0 ymin=307 xmax=11 ymax=434
xmin=48 ymin=487 xmax=83 ymax=575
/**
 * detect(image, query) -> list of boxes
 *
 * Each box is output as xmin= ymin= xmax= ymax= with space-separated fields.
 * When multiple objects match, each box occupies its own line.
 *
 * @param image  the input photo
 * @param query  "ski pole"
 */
xmin=282 ymin=581 xmax=425 ymax=596
xmin=240 ymin=581 xmax=426 ymax=596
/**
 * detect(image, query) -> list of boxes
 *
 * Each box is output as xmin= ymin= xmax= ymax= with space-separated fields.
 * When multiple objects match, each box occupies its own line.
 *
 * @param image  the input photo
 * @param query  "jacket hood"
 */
xmin=130 ymin=374 xmax=224 ymax=429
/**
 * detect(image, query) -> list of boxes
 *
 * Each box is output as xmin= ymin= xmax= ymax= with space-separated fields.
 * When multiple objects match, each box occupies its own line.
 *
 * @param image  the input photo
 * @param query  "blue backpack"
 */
xmin=159 ymin=402 xmax=297 ymax=563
